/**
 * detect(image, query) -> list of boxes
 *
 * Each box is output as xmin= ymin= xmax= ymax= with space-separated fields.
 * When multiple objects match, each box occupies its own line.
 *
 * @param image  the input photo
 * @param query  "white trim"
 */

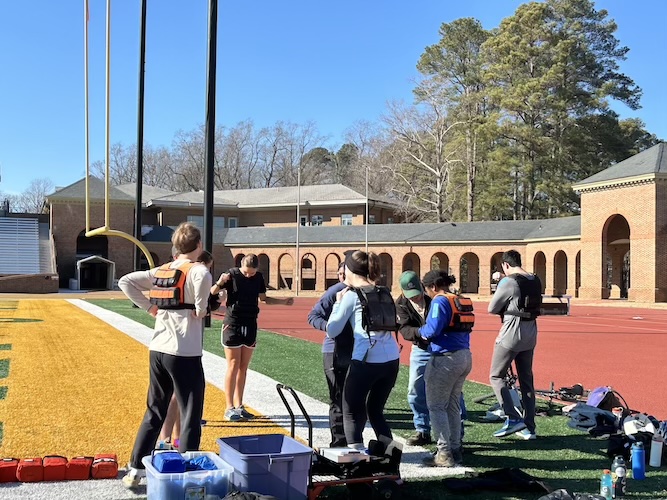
xmin=572 ymin=173 xmax=662 ymax=192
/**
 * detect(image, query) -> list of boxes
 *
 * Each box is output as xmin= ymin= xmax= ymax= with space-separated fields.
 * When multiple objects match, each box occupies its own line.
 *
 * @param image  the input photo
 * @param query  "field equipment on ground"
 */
xmin=476 ymin=365 xmax=593 ymax=418
xmin=276 ymin=384 xmax=403 ymax=499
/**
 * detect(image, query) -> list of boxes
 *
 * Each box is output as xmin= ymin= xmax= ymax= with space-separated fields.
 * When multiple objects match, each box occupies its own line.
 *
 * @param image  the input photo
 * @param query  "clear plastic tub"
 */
xmin=141 ymin=451 xmax=233 ymax=500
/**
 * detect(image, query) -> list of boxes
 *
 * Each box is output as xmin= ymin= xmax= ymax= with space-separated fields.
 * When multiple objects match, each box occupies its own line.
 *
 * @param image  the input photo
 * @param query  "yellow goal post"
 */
xmin=83 ymin=0 xmax=154 ymax=269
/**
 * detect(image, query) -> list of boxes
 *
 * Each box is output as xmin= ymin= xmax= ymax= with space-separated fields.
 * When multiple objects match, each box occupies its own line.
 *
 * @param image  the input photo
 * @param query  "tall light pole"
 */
xmin=295 ymin=167 xmax=301 ymax=296
xmin=203 ymin=0 xmax=218 ymax=255
xmin=134 ymin=0 xmax=147 ymax=271
xmin=203 ymin=0 xmax=218 ymax=327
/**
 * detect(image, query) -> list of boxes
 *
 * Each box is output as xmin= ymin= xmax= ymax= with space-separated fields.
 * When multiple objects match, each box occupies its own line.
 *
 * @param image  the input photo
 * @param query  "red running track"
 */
xmin=217 ymin=299 xmax=667 ymax=418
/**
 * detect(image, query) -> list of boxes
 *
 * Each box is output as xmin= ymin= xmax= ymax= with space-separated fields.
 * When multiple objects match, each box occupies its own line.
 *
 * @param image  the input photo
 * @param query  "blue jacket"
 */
xmin=418 ymin=295 xmax=470 ymax=354
xmin=308 ymin=282 xmax=347 ymax=353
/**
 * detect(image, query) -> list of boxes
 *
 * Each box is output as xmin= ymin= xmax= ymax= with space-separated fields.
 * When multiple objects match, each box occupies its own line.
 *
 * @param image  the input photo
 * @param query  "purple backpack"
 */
xmin=586 ymin=386 xmax=625 ymax=412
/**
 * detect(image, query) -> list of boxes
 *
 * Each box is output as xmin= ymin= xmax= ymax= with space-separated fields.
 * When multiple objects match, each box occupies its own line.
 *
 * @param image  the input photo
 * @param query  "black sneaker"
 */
xmin=406 ymin=432 xmax=432 ymax=446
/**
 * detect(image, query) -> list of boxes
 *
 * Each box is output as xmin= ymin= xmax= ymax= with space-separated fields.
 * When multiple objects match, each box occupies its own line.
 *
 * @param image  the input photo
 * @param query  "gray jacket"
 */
xmin=487 ymin=274 xmax=539 ymax=352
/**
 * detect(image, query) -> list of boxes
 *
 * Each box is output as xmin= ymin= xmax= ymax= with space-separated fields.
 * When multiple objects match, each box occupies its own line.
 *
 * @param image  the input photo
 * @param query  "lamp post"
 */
xmin=295 ymin=167 xmax=301 ymax=296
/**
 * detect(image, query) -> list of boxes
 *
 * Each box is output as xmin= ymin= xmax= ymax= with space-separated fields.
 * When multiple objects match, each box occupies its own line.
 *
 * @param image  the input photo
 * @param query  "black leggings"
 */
xmin=130 ymin=351 xmax=205 ymax=468
xmin=323 ymin=353 xmax=348 ymax=447
xmin=342 ymin=359 xmax=399 ymax=446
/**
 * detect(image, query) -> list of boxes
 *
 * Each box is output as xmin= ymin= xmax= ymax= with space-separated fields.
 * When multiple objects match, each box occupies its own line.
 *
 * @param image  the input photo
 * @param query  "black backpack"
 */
xmin=506 ymin=274 xmax=542 ymax=321
xmin=352 ymin=285 xmax=398 ymax=333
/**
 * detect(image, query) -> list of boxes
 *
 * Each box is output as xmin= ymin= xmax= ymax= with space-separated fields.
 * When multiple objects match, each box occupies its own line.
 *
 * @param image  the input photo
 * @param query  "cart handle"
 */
xmin=276 ymin=383 xmax=313 ymax=448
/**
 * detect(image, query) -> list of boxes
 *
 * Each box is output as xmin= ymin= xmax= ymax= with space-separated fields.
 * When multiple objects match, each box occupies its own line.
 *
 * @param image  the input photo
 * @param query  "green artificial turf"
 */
xmin=88 ymin=299 xmax=667 ymax=499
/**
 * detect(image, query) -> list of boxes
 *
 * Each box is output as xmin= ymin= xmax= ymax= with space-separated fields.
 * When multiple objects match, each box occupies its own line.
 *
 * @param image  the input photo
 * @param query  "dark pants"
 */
xmin=323 ymin=353 xmax=348 ymax=447
xmin=130 ymin=351 xmax=205 ymax=469
xmin=343 ymin=359 xmax=399 ymax=446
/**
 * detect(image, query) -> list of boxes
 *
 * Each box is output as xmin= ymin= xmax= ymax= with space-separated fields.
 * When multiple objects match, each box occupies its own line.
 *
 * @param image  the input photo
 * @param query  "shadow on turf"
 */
xmin=384 ymin=407 xmax=416 ymax=431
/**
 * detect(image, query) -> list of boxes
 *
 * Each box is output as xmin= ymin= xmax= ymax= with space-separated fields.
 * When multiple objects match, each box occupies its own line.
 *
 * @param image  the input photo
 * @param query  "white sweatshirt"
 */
xmin=118 ymin=259 xmax=213 ymax=357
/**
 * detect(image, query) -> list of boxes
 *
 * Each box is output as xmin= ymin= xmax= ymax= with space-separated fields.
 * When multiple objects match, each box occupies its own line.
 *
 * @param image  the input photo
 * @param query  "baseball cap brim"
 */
xmin=402 ymin=288 xmax=422 ymax=298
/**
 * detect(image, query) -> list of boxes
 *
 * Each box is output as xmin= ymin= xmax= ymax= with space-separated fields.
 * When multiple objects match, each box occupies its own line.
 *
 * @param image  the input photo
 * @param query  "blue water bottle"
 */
xmin=631 ymin=442 xmax=645 ymax=480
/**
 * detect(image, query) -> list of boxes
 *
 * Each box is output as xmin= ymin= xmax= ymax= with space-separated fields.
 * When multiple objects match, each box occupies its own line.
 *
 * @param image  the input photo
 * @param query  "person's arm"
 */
xmin=191 ymin=266 xmax=213 ymax=319
xmin=326 ymin=291 xmax=355 ymax=338
xmin=488 ymin=278 xmax=513 ymax=315
xmin=396 ymin=300 xmax=422 ymax=342
xmin=118 ymin=269 xmax=156 ymax=315
xmin=210 ymin=272 xmax=231 ymax=296
xmin=258 ymin=275 xmax=293 ymax=305
xmin=259 ymin=294 xmax=294 ymax=306
xmin=308 ymin=289 xmax=336 ymax=332
xmin=418 ymin=299 xmax=450 ymax=340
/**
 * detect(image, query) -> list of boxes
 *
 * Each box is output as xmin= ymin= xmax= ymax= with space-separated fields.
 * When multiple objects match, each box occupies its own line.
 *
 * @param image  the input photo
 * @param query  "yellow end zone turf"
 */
xmin=0 ymin=299 xmax=285 ymax=465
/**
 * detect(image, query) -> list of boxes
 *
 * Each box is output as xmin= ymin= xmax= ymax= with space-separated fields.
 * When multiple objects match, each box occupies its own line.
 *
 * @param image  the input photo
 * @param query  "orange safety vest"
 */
xmin=444 ymin=293 xmax=475 ymax=331
xmin=148 ymin=262 xmax=197 ymax=310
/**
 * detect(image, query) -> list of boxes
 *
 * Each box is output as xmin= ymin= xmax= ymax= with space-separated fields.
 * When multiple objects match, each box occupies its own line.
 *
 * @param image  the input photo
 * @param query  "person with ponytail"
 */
xmin=326 ymin=250 xmax=400 ymax=450
xmin=418 ymin=270 xmax=472 ymax=468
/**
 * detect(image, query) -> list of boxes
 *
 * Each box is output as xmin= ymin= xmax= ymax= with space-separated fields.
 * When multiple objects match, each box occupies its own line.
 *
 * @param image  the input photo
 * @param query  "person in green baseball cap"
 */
xmin=396 ymin=271 xmax=433 ymax=446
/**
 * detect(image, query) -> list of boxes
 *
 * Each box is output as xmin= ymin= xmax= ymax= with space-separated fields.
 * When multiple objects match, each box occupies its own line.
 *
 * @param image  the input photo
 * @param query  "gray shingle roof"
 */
xmin=212 ymin=184 xmax=367 ymax=206
xmin=142 ymin=225 xmax=177 ymax=242
xmin=47 ymin=177 xmax=134 ymax=202
xmin=147 ymin=191 xmax=238 ymax=207
xmin=575 ymin=143 xmax=667 ymax=187
xmin=115 ymin=183 xmax=177 ymax=205
xmin=141 ymin=216 xmax=581 ymax=245
xmin=47 ymin=178 xmax=385 ymax=209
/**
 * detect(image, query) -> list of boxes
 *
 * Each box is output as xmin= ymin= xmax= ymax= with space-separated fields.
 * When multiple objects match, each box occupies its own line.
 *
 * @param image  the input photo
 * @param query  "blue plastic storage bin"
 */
xmin=141 ymin=451 xmax=233 ymax=500
xmin=217 ymin=434 xmax=313 ymax=500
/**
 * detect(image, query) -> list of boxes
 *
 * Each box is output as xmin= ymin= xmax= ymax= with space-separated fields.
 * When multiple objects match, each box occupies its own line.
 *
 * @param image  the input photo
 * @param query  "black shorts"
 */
xmin=222 ymin=323 xmax=257 ymax=348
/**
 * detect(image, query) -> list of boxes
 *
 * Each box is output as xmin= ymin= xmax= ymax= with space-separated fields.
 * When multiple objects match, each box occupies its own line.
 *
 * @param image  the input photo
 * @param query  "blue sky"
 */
xmin=0 ymin=0 xmax=664 ymax=195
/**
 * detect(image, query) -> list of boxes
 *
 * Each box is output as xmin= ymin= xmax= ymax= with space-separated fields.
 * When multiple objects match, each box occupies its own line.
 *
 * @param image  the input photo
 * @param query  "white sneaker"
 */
xmin=122 ymin=467 xmax=145 ymax=488
xmin=517 ymin=428 xmax=537 ymax=440
xmin=225 ymin=407 xmax=242 ymax=422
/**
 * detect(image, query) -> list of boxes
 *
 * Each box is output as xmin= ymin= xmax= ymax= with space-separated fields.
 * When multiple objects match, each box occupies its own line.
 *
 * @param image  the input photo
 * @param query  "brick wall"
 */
xmin=525 ymin=240 xmax=581 ymax=297
xmin=51 ymin=201 xmax=136 ymax=287
xmin=0 ymin=274 xmax=59 ymax=293
xmin=156 ymin=205 xmax=392 ymax=228
xmin=223 ymin=243 xmax=582 ymax=296
xmin=578 ymin=181 xmax=657 ymax=301
xmin=47 ymin=180 xmax=667 ymax=303
xmin=654 ymin=179 xmax=667 ymax=301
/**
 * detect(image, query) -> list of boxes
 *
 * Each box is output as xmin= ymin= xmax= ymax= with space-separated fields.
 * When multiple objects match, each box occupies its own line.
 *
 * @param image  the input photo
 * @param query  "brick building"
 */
xmin=39 ymin=143 xmax=666 ymax=302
